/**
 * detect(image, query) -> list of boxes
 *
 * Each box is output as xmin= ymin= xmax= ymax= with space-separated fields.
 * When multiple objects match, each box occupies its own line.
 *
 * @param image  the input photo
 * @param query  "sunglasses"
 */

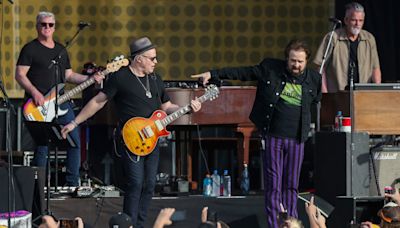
xmin=142 ymin=55 xmax=157 ymax=62
xmin=39 ymin=22 xmax=55 ymax=28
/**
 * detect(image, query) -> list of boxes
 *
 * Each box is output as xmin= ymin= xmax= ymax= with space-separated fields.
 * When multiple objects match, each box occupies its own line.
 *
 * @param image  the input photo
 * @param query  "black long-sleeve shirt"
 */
xmin=210 ymin=58 xmax=321 ymax=143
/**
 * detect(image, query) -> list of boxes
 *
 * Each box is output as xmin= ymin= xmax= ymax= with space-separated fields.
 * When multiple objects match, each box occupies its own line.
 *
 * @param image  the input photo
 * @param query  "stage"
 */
xmin=48 ymin=195 xmax=267 ymax=228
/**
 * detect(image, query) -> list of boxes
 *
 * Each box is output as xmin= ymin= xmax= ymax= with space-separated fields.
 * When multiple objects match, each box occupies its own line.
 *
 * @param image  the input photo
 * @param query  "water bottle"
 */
xmin=211 ymin=170 xmax=221 ymax=197
xmin=222 ymin=170 xmax=231 ymax=197
xmin=240 ymin=163 xmax=250 ymax=195
xmin=203 ymin=174 xmax=212 ymax=197
xmin=334 ymin=111 xmax=343 ymax=132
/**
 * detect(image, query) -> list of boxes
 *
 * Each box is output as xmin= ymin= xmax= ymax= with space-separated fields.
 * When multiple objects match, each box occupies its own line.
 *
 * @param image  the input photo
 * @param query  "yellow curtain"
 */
xmin=0 ymin=0 xmax=333 ymax=98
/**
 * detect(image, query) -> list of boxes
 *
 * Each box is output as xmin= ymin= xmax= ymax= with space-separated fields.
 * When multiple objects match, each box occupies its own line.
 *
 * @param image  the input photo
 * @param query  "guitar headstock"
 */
xmin=106 ymin=55 xmax=129 ymax=73
xmin=204 ymin=84 xmax=219 ymax=101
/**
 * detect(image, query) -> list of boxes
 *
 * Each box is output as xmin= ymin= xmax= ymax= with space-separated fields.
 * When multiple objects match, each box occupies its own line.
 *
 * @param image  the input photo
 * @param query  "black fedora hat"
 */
xmin=130 ymin=36 xmax=156 ymax=57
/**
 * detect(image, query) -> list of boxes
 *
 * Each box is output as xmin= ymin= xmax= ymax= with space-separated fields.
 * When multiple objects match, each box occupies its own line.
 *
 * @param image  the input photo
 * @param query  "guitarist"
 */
xmin=15 ymin=11 xmax=104 ymax=186
xmin=61 ymin=36 xmax=202 ymax=228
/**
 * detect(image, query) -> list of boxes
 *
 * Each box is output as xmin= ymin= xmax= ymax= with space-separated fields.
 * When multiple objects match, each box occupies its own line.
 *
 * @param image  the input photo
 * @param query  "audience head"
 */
xmin=279 ymin=216 xmax=304 ymax=228
xmin=109 ymin=212 xmax=133 ymax=228
xmin=379 ymin=202 xmax=400 ymax=228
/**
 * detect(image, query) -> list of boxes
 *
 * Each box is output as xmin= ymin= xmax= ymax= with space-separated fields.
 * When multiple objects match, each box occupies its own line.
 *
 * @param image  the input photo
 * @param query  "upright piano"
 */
xmin=166 ymin=86 xmax=258 ymax=186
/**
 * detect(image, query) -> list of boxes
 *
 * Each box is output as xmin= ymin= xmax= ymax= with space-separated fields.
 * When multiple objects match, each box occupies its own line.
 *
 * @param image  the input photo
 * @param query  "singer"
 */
xmin=313 ymin=2 xmax=381 ymax=93
xmin=14 ymin=11 xmax=104 ymax=186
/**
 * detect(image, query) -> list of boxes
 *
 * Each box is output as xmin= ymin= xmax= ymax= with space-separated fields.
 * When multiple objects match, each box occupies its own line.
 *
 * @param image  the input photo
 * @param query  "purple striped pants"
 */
xmin=262 ymin=135 xmax=304 ymax=228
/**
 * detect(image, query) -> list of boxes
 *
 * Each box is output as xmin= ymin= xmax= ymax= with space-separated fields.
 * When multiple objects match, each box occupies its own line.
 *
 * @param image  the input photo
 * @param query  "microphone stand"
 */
xmin=317 ymin=21 xmax=341 ymax=131
xmin=46 ymin=24 xmax=88 ymax=205
xmin=0 ymin=79 xmax=15 ymax=228
xmin=349 ymin=62 xmax=355 ymax=196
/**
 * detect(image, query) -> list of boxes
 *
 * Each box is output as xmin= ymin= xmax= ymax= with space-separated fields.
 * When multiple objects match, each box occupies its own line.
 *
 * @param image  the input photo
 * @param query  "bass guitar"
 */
xmin=23 ymin=58 xmax=129 ymax=122
xmin=122 ymin=85 xmax=219 ymax=156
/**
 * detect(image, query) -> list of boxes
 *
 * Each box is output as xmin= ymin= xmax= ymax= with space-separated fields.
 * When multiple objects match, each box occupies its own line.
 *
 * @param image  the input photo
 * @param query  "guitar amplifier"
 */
xmin=369 ymin=146 xmax=400 ymax=196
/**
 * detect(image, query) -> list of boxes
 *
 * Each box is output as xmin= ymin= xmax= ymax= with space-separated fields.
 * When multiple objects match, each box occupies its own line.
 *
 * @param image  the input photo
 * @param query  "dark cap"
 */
xmin=109 ymin=212 xmax=133 ymax=228
xmin=130 ymin=36 xmax=156 ymax=57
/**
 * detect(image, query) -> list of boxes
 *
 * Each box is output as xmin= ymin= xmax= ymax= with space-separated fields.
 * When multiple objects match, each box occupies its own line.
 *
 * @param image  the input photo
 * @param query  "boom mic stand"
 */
xmin=44 ymin=23 xmax=88 ymax=208
xmin=316 ymin=20 xmax=341 ymax=131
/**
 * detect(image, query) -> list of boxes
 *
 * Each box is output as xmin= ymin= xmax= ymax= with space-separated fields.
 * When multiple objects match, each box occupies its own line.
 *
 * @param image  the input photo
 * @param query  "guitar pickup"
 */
xmin=40 ymin=106 xmax=47 ymax=115
xmin=154 ymin=120 xmax=164 ymax=131
xmin=142 ymin=126 xmax=154 ymax=138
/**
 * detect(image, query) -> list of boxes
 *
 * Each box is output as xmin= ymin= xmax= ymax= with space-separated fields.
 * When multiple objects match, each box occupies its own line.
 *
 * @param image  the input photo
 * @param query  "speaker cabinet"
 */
xmin=315 ymin=132 xmax=370 ymax=206
xmin=0 ymin=166 xmax=44 ymax=215
xmin=327 ymin=196 xmax=383 ymax=227
xmin=369 ymin=146 xmax=400 ymax=196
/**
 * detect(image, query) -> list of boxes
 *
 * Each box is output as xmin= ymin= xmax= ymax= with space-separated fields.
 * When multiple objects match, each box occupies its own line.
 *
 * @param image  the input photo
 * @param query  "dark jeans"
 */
xmin=119 ymin=141 xmax=160 ymax=228
xmin=32 ymin=102 xmax=81 ymax=186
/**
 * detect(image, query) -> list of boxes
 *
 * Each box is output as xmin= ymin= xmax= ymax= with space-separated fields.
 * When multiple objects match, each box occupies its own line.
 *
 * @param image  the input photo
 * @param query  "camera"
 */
xmin=59 ymin=219 xmax=78 ymax=228
xmin=207 ymin=209 xmax=218 ymax=223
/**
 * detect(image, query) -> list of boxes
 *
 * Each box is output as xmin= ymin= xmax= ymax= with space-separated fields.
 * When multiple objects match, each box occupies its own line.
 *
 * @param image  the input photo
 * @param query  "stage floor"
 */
xmin=49 ymin=195 xmax=267 ymax=228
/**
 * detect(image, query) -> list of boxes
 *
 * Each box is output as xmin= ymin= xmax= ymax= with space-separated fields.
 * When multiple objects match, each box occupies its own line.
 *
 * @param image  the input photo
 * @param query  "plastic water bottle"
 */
xmin=240 ymin=163 xmax=250 ymax=195
xmin=334 ymin=111 xmax=343 ymax=132
xmin=222 ymin=170 xmax=231 ymax=197
xmin=211 ymin=170 xmax=220 ymax=197
xmin=203 ymin=174 xmax=212 ymax=197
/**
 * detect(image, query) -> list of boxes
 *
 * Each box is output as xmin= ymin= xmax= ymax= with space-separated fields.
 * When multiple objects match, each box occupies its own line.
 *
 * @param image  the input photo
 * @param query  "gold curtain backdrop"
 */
xmin=0 ymin=0 xmax=333 ymax=98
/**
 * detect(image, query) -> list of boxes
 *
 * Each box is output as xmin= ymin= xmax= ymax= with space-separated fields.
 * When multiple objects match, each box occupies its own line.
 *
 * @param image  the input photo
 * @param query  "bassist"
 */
xmin=15 ymin=11 xmax=103 ymax=186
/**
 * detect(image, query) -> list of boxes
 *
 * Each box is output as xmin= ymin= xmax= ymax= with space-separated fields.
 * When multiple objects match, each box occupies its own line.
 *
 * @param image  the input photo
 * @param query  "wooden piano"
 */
xmin=167 ymin=86 xmax=258 ymax=187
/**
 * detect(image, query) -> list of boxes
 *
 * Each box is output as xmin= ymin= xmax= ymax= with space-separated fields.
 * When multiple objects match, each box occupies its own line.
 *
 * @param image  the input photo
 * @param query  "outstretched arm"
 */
xmin=191 ymin=72 xmax=211 ymax=86
xmin=61 ymin=92 xmax=108 ymax=138
xmin=305 ymin=196 xmax=327 ymax=228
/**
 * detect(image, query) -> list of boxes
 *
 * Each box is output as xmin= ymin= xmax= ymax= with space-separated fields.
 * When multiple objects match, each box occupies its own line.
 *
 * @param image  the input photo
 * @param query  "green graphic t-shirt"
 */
xmin=281 ymin=82 xmax=302 ymax=106
xmin=268 ymin=72 xmax=305 ymax=140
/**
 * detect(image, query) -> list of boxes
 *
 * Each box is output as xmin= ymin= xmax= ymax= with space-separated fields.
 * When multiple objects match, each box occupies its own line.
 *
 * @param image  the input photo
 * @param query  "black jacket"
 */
xmin=210 ymin=58 xmax=322 ymax=142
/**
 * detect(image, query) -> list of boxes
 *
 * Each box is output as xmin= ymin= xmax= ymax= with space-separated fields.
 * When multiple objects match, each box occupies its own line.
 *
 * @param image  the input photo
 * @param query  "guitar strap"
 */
xmin=150 ymin=73 xmax=162 ymax=107
xmin=113 ymin=124 xmax=140 ymax=162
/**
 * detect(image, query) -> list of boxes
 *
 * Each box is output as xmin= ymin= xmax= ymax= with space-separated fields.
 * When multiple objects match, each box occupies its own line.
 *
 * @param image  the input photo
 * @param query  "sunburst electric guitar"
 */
xmin=122 ymin=85 xmax=219 ymax=156
xmin=23 ymin=58 xmax=129 ymax=122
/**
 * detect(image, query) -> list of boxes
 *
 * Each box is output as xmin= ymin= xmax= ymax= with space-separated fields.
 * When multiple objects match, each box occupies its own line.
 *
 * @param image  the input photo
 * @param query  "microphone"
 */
xmin=329 ymin=17 xmax=342 ymax=24
xmin=78 ymin=21 xmax=91 ymax=29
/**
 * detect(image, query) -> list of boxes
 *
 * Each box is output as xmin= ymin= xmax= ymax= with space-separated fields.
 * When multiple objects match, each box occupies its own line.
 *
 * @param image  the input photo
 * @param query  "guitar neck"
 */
xmin=57 ymin=66 xmax=115 ymax=104
xmin=162 ymin=93 xmax=210 ymax=126
xmin=58 ymin=77 xmax=96 ymax=104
